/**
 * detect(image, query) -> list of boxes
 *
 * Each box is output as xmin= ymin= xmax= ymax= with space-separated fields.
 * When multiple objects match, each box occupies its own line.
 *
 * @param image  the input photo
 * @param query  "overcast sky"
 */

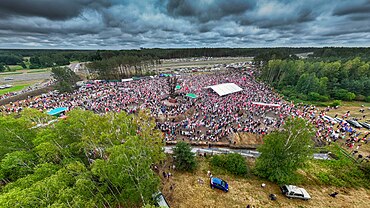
xmin=0 ymin=0 xmax=369 ymax=49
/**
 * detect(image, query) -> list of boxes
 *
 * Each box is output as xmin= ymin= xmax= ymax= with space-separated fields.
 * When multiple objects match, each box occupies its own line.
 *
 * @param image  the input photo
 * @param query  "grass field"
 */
xmin=0 ymin=72 xmax=23 ymax=76
xmin=159 ymin=57 xmax=253 ymax=69
xmin=27 ymin=69 xmax=50 ymax=73
xmin=0 ymin=84 xmax=30 ymax=95
xmin=8 ymin=65 xmax=23 ymax=70
xmin=163 ymin=158 xmax=370 ymax=208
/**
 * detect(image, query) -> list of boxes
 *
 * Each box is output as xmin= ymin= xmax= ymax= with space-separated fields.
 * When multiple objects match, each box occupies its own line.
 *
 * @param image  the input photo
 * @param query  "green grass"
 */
xmin=0 ymin=72 xmax=23 ymax=76
xmin=8 ymin=65 xmax=23 ymax=70
xmin=302 ymin=145 xmax=370 ymax=188
xmin=0 ymin=84 xmax=31 ymax=95
xmin=27 ymin=69 xmax=49 ymax=73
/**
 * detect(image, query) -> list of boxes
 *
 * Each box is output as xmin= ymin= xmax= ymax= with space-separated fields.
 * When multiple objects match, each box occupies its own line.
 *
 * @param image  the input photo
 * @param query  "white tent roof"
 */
xmin=207 ymin=83 xmax=243 ymax=96
xmin=121 ymin=78 xmax=133 ymax=82
xmin=251 ymin=102 xmax=281 ymax=107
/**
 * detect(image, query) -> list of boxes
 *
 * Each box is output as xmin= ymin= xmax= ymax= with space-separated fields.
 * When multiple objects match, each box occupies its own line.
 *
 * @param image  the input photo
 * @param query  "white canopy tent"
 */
xmin=121 ymin=78 xmax=133 ymax=82
xmin=207 ymin=83 xmax=243 ymax=96
xmin=251 ymin=102 xmax=281 ymax=108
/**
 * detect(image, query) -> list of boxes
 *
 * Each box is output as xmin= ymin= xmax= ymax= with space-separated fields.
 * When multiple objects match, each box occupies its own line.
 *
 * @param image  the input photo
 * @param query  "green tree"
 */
xmin=92 ymin=143 xmax=160 ymax=207
xmin=255 ymin=118 xmax=315 ymax=184
xmin=173 ymin=141 xmax=197 ymax=172
xmin=0 ymin=63 xmax=5 ymax=72
xmin=51 ymin=66 xmax=80 ymax=92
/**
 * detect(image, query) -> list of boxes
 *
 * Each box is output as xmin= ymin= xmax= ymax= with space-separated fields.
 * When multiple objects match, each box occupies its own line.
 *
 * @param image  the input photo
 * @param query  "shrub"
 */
xmin=355 ymin=95 xmax=366 ymax=101
xmin=329 ymin=100 xmax=341 ymax=107
xmin=211 ymin=153 xmax=249 ymax=176
xmin=366 ymin=96 xmax=370 ymax=102
xmin=334 ymin=89 xmax=356 ymax=101
xmin=173 ymin=142 xmax=197 ymax=172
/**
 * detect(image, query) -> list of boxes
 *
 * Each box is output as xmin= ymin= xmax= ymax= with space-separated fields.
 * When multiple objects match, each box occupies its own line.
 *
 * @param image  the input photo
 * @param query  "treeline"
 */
xmin=260 ymin=57 xmax=370 ymax=102
xmin=311 ymin=47 xmax=370 ymax=61
xmin=87 ymin=55 xmax=160 ymax=79
xmin=2 ymin=47 xmax=370 ymax=71
xmin=0 ymin=109 xmax=164 ymax=207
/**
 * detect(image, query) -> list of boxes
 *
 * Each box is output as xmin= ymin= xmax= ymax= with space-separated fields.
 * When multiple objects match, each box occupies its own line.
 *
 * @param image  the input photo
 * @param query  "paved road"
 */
xmin=164 ymin=146 xmax=330 ymax=160
xmin=0 ymin=72 xmax=51 ymax=84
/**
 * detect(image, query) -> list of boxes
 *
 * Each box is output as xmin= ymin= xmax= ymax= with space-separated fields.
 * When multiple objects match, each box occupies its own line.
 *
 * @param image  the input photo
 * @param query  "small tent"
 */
xmin=47 ymin=107 xmax=68 ymax=117
xmin=186 ymin=93 xmax=197 ymax=99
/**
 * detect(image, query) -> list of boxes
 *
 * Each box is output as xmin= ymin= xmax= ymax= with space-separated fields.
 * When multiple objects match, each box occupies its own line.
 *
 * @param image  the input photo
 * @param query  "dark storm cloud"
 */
xmin=0 ymin=0 xmax=111 ymax=20
xmin=333 ymin=0 xmax=370 ymax=16
xmin=0 ymin=0 xmax=369 ymax=49
xmin=166 ymin=0 xmax=256 ymax=22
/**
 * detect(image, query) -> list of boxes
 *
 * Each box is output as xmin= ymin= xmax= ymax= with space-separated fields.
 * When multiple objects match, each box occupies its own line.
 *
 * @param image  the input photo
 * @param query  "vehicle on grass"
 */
xmin=346 ymin=120 xmax=362 ymax=128
xmin=153 ymin=191 xmax=170 ymax=208
xmin=334 ymin=117 xmax=347 ymax=124
xmin=280 ymin=185 xmax=311 ymax=200
xmin=323 ymin=115 xmax=337 ymax=123
xmin=210 ymin=177 xmax=229 ymax=192
xmin=359 ymin=122 xmax=370 ymax=130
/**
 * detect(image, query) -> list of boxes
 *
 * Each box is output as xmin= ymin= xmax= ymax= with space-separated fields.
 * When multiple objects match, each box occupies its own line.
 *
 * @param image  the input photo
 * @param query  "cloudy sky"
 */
xmin=0 ymin=0 xmax=370 ymax=49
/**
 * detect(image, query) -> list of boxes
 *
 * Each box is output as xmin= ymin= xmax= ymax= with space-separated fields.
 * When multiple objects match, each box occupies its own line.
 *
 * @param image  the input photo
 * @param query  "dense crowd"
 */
xmin=0 ymin=80 xmax=55 ymax=100
xmin=291 ymin=104 xmax=369 ymax=160
xmin=1 ymin=70 xmax=296 ymax=143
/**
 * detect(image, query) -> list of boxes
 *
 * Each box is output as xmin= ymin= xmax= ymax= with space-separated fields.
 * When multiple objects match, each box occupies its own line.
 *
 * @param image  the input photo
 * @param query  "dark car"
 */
xmin=210 ymin=177 xmax=229 ymax=192
xmin=359 ymin=122 xmax=370 ymax=130
xmin=346 ymin=120 xmax=362 ymax=128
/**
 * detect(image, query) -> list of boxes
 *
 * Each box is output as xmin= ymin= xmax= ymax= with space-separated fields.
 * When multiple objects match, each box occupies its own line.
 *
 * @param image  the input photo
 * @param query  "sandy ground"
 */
xmin=162 ymin=159 xmax=370 ymax=208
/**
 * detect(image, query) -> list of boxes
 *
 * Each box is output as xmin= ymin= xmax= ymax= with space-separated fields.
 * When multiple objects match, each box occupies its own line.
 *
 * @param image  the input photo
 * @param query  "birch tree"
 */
xmin=255 ymin=118 xmax=315 ymax=184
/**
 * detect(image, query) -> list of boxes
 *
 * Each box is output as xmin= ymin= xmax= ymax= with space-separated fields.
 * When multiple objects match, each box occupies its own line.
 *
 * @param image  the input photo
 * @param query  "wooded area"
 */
xmin=0 ymin=109 xmax=164 ymax=207
xmin=2 ymin=47 xmax=370 ymax=72
xmin=260 ymin=57 xmax=370 ymax=102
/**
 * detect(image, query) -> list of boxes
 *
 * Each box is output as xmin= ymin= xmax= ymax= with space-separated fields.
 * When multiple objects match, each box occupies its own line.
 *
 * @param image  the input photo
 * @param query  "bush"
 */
xmin=211 ymin=154 xmax=249 ymax=176
xmin=355 ymin=95 xmax=366 ymax=101
xmin=173 ymin=142 xmax=197 ymax=172
xmin=329 ymin=100 xmax=341 ymax=107
xmin=308 ymin=92 xmax=329 ymax=102
xmin=334 ymin=89 xmax=356 ymax=101
xmin=366 ymin=96 xmax=370 ymax=102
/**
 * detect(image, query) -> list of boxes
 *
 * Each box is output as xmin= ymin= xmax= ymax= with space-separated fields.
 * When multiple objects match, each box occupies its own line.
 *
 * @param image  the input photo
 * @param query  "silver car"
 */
xmin=281 ymin=185 xmax=311 ymax=200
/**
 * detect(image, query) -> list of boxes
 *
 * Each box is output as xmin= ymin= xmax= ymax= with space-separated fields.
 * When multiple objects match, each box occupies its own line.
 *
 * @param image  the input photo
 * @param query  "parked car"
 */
xmin=210 ymin=177 xmax=229 ymax=192
xmin=153 ymin=191 xmax=170 ymax=208
xmin=334 ymin=117 xmax=347 ymax=124
xmin=359 ymin=122 xmax=370 ymax=130
xmin=346 ymin=120 xmax=362 ymax=128
xmin=323 ymin=115 xmax=337 ymax=123
xmin=280 ymin=185 xmax=311 ymax=200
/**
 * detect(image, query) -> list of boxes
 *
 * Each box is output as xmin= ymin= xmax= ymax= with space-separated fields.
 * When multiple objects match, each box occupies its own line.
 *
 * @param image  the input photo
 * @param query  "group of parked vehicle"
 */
xmin=323 ymin=115 xmax=370 ymax=130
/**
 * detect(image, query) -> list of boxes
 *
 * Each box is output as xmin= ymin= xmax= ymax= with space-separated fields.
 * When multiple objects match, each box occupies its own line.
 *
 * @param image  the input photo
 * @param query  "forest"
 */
xmin=260 ymin=57 xmax=370 ymax=102
xmin=0 ymin=109 xmax=164 ymax=207
xmin=2 ymin=47 xmax=370 ymax=71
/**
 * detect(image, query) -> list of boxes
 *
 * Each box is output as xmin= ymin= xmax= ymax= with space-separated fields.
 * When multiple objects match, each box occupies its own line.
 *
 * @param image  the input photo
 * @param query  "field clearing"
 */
xmin=8 ymin=65 xmax=23 ymax=70
xmin=159 ymin=57 xmax=253 ymax=69
xmin=0 ymin=84 xmax=31 ymax=95
xmin=0 ymin=72 xmax=23 ymax=76
xmin=164 ymin=159 xmax=370 ymax=208
xmin=27 ymin=69 xmax=50 ymax=73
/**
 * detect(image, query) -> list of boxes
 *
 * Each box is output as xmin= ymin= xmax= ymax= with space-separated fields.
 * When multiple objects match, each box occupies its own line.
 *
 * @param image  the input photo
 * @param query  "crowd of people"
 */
xmin=290 ymin=104 xmax=369 ymax=160
xmin=2 ymin=68 xmax=368 ymax=155
xmin=1 ymin=70 xmax=295 ymax=143
xmin=0 ymin=80 xmax=55 ymax=100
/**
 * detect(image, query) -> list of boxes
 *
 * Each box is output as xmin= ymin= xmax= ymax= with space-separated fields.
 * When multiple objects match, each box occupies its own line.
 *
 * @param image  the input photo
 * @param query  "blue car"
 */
xmin=210 ymin=177 xmax=229 ymax=192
